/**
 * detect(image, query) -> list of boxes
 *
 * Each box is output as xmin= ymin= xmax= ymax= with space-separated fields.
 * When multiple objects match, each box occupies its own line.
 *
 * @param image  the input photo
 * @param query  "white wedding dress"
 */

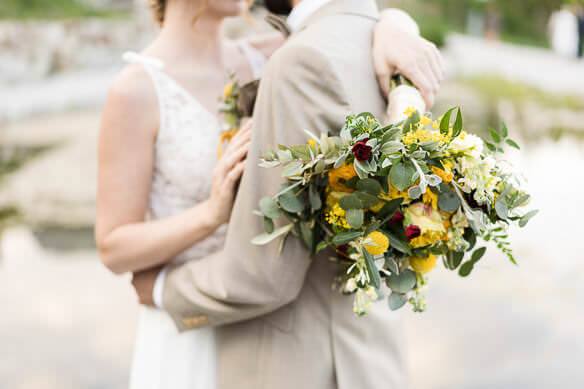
xmin=123 ymin=42 xmax=266 ymax=389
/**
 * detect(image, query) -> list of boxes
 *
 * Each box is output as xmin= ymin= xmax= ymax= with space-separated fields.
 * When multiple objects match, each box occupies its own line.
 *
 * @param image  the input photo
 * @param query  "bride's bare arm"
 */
xmin=96 ymin=67 xmax=250 ymax=275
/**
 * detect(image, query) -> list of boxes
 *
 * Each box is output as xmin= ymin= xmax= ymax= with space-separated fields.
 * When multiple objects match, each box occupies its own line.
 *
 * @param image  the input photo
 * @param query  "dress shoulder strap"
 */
xmin=237 ymin=40 xmax=268 ymax=79
xmin=122 ymin=51 xmax=168 ymax=132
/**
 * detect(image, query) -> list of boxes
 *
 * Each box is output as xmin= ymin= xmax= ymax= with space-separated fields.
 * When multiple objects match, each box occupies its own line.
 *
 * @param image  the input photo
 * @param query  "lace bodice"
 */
xmin=123 ymin=42 xmax=266 ymax=264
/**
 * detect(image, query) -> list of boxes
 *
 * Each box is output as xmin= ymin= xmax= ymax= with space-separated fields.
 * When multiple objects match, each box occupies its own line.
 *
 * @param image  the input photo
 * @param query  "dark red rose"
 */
xmin=405 ymin=225 xmax=421 ymax=240
xmin=351 ymin=139 xmax=372 ymax=162
xmin=336 ymin=244 xmax=350 ymax=260
xmin=390 ymin=210 xmax=405 ymax=225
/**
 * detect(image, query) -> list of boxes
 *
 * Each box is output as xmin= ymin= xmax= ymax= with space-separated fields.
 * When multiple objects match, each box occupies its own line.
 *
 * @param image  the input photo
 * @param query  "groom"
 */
xmin=133 ymin=1 xmax=439 ymax=387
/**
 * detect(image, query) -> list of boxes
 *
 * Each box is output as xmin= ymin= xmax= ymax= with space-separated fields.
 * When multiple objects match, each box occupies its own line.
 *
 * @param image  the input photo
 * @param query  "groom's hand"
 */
xmin=373 ymin=9 xmax=444 ymax=108
xmin=131 ymin=266 xmax=162 ymax=307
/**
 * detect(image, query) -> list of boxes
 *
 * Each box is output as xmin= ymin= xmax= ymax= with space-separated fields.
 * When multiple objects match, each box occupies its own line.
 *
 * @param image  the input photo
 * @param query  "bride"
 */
xmin=96 ymin=0 xmax=444 ymax=388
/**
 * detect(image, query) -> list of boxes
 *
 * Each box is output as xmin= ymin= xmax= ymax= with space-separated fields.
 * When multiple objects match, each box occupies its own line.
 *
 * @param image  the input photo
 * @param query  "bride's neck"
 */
xmin=153 ymin=3 xmax=226 ymax=67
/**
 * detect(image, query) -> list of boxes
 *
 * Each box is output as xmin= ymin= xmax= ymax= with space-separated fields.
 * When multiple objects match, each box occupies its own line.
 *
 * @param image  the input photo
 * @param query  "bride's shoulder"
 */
xmin=108 ymin=64 xmax=158 ymax=111
xmin=101 ymin=65 xmax=159 ymax=138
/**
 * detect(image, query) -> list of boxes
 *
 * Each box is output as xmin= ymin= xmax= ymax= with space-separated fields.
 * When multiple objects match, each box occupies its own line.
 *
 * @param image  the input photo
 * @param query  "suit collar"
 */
xmin=294 ymin=0 xmax=379 ymax=33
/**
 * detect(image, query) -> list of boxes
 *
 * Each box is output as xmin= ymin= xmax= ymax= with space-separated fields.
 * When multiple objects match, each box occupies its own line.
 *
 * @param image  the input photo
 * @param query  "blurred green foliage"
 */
xmin=383 ymin=0 xmax=572 ymax=47
xmin=0 ymin=0 xmax=123 ymax=19
xmin=464 ymin=76 xmax=584 ymax=111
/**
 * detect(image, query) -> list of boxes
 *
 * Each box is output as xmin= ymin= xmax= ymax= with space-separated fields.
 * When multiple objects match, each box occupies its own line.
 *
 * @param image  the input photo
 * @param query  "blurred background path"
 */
xmin=1 ymin=0 xmax=583 ymax=388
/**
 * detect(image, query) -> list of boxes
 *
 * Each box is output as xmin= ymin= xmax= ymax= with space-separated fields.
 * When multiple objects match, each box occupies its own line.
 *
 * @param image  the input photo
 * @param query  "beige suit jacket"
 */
xmin=163 ymin=1 xmax=409 ymax=387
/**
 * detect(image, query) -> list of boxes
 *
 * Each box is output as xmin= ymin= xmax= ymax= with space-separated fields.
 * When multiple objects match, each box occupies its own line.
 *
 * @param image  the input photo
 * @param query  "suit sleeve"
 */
xmin=162 ymin=44 xmax=352 ymax=331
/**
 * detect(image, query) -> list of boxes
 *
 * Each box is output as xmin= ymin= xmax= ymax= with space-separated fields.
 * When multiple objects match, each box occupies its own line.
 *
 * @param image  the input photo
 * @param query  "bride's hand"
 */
xmin=206 ymin=121 xmax=252 ymax=227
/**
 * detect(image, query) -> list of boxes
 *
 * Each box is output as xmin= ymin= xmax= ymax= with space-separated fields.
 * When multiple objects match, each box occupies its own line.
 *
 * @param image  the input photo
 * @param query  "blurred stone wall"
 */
xmin=0 ymin=19 xmax=152 ymax=85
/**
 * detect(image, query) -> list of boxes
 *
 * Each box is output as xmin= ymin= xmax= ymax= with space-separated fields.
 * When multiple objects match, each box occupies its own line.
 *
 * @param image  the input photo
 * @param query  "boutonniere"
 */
xmin=217 ymin=76 xmax=260 ymax=158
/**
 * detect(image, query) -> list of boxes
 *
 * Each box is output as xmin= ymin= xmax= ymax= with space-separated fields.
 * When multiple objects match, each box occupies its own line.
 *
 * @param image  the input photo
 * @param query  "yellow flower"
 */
xmin=308 ymin=139 xmax=317 ymax=147
xmin=363 ymin=231 xmax=390 ymax=256
xmin=410 ymin=254 xmax=437 ymax=274
xmin=223 ymin=82 xmax=234 ymax=98
xmin=404 ymin=106 xmax=417 ymax=118
xmin=420 ymin=116 xmax=432 ymax=126
xmin=402 ymin=128 xmax=450 ymax=145
xmin=379 ymin=183 xmax=410 ymax=202
xmin=404 ymin=202 xmax=447 ymax=248
xmin=432 ymin=120 xmax=440 ymax=130
xmin=328 ymin=162 xmax=357 ymax=192
xmin=369 ymin=200 xmax=386 ymax=213
xmin=325 ymin=204 xmax=351 ymax=229
xmin=431 ymin=166 xmax=453 ymax=183
xmin=410 ymin=230 xmax=444 ymax=248
xmin=422 ymin=189 xmax=438 ymax=210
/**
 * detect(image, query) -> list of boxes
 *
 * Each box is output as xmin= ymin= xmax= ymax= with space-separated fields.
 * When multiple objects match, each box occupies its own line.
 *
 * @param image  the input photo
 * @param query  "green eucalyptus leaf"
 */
xmin=519 ymin=209 xmax=539 ymax=227
xmin=309 ymin=184 xmax=322 ymax=212
xmin=279 ymin=188 xmax=304 ymax=213
xmin=378 ymin=198 xmax=404 ymax=218
xmin=458 ymin=260 xmax=475 ymax=277
xmin=438 ymin=186 xmax=460 ymax=212
xmin=282 ymin=161 xmax=304 ymax=177
xmin=383 ymin=231 xmax=412 ymax=255
xmin=264 ymin=217 xmax=274 ymax=234
xmin=446 ymin=250 xmax=465 ymax=270
xmin=339 ymin=195 xmax=362 ymax=210
xmin=260 ymin=196 xmax=281 ymax=219
xmin=390 ymin=161 xmax=414 ymax=191
xmin=299 ymin=221 xmax=314 ymax=251
xmin=289 ymin=145 xmax=312 ymax=160
xmin=332 ymin=231 xmax=363 ymax=246
xmin=381 ymin=127 xmax=402 ymax=143
xmin=386 ymin=269 xmax=417 ymax=293
xmin=356 ymin=178 xmax=382 ymax=196
xmin=385 ymin=254 xmax=399 ymax=274
xmin=471 ymin=246 xmax=487 ymax=263
xmin=380 ymin=141 xmax=403 ymax=155
xmin=463 ymin=228 xmax=477 ymax=251
xmin=355 ymin=192 xmax=380 ymax=209
xmin=346 ymin=209 xmax=364 ymax=229
xmin=362 ymin=246 xmax=381 ymax=289
xmin=251 ymin=223 xmax=294 ymax=245
xmin=495 ymin=199 xmax=509 ymax=220
xmin=388 ymin=293 xmax=408 ymax=311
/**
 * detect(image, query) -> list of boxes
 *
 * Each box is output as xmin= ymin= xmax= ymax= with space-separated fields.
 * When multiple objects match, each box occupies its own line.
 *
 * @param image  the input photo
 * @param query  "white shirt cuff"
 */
xmin=152 ymin=266 xmax=169 ymax=309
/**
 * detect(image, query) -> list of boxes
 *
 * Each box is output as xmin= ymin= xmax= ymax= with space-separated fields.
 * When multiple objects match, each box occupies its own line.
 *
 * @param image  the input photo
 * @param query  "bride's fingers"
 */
xmin=222 ymin=141 xmax=250 ymax=171
xmin=225 ymin=127 xmax=252 ymax=154
xmin=226 ymin=160 xmax=246 ymax=187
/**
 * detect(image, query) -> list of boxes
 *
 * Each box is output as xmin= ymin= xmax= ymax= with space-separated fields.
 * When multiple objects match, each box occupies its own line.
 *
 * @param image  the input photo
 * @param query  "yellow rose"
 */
xmin=410 ymin=254 xmax=437 ymax=274
xmin=363 ymin=231 xmax=390 ymax=256
xmin=404 ymin=202 xmax=447 ymax=248
xmin=328 ymin=162 xmax=357 ymax=192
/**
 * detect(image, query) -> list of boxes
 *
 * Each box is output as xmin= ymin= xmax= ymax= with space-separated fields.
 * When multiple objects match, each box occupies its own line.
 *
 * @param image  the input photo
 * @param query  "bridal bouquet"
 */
xmin=251 ymin=107 xmax=537 ymax=314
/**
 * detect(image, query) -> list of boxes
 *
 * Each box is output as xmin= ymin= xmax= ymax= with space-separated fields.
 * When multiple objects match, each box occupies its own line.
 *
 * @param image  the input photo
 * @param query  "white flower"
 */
xmin=449 ymin=133 xmax=484 ymax=159
xmin=344 ymin=278 xmax=358 ymax=293
xmin=386 ymin=85 xmax=426 ymax=123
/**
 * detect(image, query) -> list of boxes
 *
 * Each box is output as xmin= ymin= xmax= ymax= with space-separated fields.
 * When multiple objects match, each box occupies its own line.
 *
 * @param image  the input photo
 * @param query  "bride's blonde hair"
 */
xmin=149 ymin=0 xmax=210 ymax=26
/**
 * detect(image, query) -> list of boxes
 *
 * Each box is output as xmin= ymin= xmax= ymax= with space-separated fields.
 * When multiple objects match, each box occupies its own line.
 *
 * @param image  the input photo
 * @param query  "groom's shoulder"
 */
xmin=271 ymin=13 xmax=376 ymax=73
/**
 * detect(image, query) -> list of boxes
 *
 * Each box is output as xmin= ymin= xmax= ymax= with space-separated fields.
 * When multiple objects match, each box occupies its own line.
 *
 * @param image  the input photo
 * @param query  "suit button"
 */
xmin=183 ymin=315 xmax=209 ymax=328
